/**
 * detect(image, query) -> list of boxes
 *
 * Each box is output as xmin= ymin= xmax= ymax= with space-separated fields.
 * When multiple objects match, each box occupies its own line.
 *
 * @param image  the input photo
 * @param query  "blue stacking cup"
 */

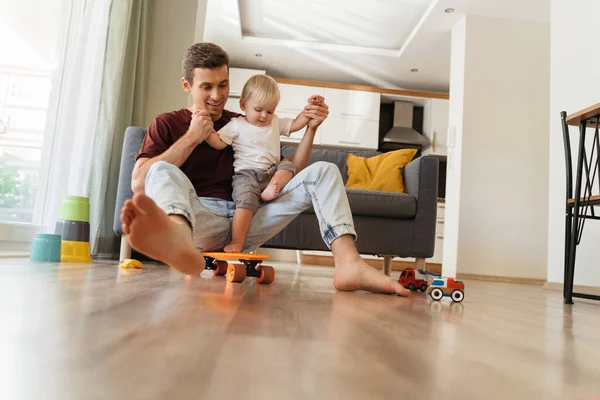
xmin=30 ymin=234 xmax=62 ymax=262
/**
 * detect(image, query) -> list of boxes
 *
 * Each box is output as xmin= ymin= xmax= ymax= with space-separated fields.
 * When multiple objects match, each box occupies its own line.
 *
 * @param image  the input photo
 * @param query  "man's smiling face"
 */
xmin=182 ymin=65 xmax=229 ymax=120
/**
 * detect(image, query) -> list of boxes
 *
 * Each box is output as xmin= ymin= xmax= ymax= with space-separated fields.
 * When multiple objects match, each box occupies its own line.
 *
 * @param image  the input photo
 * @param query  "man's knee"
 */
xmin=133 ymin=161 xmax=177 ymax=194
xmin=148 ymin=160 xmax=177 ymax=176
xmin=144 ymin=160 xmax=195 ymax=201
xmin=147 ymin=161 xmax=189 ymax=186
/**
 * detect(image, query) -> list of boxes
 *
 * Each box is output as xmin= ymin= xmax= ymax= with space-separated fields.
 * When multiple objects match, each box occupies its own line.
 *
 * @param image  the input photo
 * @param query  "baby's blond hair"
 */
xmin=240 ymin=74 xmax=280 ymax=106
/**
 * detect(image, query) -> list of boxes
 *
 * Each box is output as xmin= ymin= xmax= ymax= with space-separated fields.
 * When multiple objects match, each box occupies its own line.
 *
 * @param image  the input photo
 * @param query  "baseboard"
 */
xmin=301 ymin=255 xmax=442 ymax=274
xmin=544 ymin=281 xmax=600 ymax=296
xmin=457 ymin=273 xmax=545 ymax=285
xmin=0 ymin=252 xmax=29 ymax=258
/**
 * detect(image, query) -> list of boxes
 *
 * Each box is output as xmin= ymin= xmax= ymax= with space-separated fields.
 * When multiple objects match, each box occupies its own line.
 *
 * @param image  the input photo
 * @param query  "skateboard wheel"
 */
xmin=257 ymin=265 xmax=275 ymax=284
xmin=212 ymin=260 xmax=228 ymax=276
xmin=227 ymin=263 xmax=246 ymax=283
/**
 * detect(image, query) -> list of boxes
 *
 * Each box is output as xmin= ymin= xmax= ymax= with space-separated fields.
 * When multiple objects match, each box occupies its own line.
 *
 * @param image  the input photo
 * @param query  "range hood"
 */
xmin=382 ymin=101 xmax=430 ymax=149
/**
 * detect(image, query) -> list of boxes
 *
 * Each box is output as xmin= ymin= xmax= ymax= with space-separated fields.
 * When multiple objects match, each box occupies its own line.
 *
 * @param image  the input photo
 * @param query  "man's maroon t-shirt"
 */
xmin=136 ymin=108 xmax=241 ymax=201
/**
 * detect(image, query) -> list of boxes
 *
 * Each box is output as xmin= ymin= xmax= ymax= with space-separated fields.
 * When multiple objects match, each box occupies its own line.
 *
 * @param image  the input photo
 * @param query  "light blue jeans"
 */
xmin=144 ymin=161 xmax=357 ymax=253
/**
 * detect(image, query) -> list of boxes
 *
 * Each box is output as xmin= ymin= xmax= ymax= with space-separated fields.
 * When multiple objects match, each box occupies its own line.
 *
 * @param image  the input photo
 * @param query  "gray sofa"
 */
xmin=114 ymin=127 xmax=439 ymax=273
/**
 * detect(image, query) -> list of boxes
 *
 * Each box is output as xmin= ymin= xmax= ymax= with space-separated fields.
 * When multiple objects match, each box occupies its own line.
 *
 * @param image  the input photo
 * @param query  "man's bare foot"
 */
xmin=261 ymin=181 xmax=280 ymax=201
xmin=330 ymin=236 xmax=410 ymax=296
xmin=120 ymin=194 xmax=206 ymax=275
xmin=224 ymin=242 xmax=243 ymax=253
xmin=333 ymin=258 xmax=410 ymax=296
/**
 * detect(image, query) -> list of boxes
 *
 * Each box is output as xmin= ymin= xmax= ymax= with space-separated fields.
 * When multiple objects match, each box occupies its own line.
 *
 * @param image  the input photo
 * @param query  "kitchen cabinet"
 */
xmin=323 ymin=88 xmax=380 ymax=121
xmin=422 ymin=98 xmax=449 ymax=156
xmin=278 ymin=84 xmax=379 ymax=150
xmin=278 ymin=84 xmax=325 ymax=114
xmin=428 ymin=202 xmax=445 ymax=264
xmin=318 ymin=117 xmax=378 ymax=149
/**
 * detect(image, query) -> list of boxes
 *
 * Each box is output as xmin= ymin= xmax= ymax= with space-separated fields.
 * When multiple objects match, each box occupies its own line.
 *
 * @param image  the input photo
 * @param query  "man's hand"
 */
xmin=187 ymin=109 xmax=213 ymax=144
xmin=303 ymin=96 xmax=328 ymax=128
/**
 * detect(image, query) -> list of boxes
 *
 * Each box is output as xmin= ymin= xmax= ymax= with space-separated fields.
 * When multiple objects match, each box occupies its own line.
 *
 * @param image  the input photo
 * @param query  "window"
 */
xmin=430 ymin=279 xmax=445 ymax=287
xmin=0 ymin=0 xmax=65 ymax=225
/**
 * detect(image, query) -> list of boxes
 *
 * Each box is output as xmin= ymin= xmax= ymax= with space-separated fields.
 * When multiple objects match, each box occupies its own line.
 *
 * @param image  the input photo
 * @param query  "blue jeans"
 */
xmin=144 ymin=161 xmax=357 ymax=253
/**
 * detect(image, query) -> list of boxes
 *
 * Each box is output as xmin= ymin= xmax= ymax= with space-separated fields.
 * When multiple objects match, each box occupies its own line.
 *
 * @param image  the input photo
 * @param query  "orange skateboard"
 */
xmin=203 ymin=252 xmax=274 ymax=284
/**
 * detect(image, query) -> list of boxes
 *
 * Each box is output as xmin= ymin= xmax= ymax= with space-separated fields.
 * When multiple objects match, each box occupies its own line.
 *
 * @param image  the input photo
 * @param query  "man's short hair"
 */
xmin=182 ymin=43 xmax=229 ymax=85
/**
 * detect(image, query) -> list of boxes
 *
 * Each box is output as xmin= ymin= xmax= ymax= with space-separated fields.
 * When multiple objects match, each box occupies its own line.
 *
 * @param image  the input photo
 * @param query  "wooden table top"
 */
xmin=566 ymin=101 xmax=600 ymax=126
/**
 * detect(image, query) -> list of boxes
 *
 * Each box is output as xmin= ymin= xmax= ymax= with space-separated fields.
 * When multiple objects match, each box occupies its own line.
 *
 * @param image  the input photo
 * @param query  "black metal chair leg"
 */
xmin=565 ymin=122 xmax=588 ymax=304
xmin=565 ymin=214 xmax=577 ymax=304
xmin=561 ymin=111 xmax=575 ymax=303
xmin=563 ymin=210 xmax=572 ymax=299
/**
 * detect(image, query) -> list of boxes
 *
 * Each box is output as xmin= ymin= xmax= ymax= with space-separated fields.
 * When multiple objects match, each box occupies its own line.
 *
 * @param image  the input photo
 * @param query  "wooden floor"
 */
xmin=1 ymin=259 xmax=600 ymax=400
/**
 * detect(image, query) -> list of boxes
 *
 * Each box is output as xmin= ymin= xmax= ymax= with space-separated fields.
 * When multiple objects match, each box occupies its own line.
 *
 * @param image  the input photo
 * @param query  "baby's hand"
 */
xmin=308 ymin=95 xmax=325 ymax=106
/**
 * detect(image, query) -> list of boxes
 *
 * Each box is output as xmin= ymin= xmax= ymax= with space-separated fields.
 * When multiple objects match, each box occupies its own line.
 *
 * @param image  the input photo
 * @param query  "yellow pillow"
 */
xmin=345 ymin=149 xmax=417 ymax=193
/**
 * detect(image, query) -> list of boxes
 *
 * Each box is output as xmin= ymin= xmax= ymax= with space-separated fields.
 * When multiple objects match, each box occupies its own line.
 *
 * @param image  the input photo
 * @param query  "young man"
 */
xmin=120 ymin=43 xmax=409 ymax=296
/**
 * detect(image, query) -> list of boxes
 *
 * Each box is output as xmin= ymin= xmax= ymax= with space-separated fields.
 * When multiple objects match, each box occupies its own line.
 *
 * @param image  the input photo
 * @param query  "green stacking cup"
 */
xmin=59 ymin=196 xmax=90 ymax=222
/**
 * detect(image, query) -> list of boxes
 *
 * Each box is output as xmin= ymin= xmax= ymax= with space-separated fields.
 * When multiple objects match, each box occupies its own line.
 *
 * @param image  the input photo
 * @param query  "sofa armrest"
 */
xmin=404 ymin=155 xmax=439 ymax=200
xmin=113 ymin=126 xmax=146 ymax=235
xmin=403 ymin=155 xmax=439 ymax=258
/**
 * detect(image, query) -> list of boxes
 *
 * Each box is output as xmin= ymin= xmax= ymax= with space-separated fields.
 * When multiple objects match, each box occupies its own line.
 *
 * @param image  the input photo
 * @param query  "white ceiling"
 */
xmin=203 ymin=0 xmax=549 ymax=93
xmin=240 ymin=0 xmax=429 ymax=50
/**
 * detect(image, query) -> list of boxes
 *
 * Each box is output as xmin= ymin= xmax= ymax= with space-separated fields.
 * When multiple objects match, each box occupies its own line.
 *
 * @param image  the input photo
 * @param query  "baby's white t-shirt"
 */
xmin=218 ymin=115 xmax=293 ymax=172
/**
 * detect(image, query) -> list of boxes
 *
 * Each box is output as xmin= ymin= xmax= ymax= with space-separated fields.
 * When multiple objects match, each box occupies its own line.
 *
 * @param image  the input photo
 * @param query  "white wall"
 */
xmin=444 ymin=15 xmax=550 ymax=279
xmin=547 ymin=0 xmax=600 ymax=286
xmin=442 ymin=16 xmax=467 ymax=279
xmin=143 ymin=0 xmax=200 ymax=127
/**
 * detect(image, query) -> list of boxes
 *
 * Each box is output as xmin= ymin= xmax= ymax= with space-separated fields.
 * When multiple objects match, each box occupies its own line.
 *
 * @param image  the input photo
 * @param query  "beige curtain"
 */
xmin=89 ymin=0 xmax=153 ymax=255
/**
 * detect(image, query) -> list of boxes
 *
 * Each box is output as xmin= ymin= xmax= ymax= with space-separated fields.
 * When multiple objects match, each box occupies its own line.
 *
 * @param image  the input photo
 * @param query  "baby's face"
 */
xmin=241 ymin=95 xmax=278 ymax=127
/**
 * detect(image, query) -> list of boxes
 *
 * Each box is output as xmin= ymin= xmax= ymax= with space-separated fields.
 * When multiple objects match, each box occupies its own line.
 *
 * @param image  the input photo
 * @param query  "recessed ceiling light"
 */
xmin=445 ymin=8 xmax=455 ymax=13
xmin=411 ymin=68 xmax=418 ymax=73
xmin=255 ymin=53 xmax=262 ymax=58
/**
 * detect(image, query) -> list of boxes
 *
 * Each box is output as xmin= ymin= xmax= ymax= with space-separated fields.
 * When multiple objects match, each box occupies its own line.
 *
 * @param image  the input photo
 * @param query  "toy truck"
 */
xmin=398 ymin=268 xmax=429 ymax=292
xmin=426 ymin=277 xmax=465 ymax=303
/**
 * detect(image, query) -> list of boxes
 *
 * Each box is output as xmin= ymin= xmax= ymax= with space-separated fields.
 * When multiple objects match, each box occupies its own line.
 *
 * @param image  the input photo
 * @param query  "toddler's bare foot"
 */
xmin=261 ymin=181 xmax=280 ymax=201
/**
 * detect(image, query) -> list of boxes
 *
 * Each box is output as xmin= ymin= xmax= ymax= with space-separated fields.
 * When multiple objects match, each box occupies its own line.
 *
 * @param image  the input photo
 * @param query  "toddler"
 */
xmin=205 ymin=74 xmax=324 ymax=252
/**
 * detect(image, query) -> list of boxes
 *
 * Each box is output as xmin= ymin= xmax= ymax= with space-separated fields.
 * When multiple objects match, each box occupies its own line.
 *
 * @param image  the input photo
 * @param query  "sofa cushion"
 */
xmin=302 ymin=188 xmax=416 ymax=219
xmin=346 ymin=149 xmax=417 ymax=193
xmin=348 ymin=189 xmax=417 ymax=218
